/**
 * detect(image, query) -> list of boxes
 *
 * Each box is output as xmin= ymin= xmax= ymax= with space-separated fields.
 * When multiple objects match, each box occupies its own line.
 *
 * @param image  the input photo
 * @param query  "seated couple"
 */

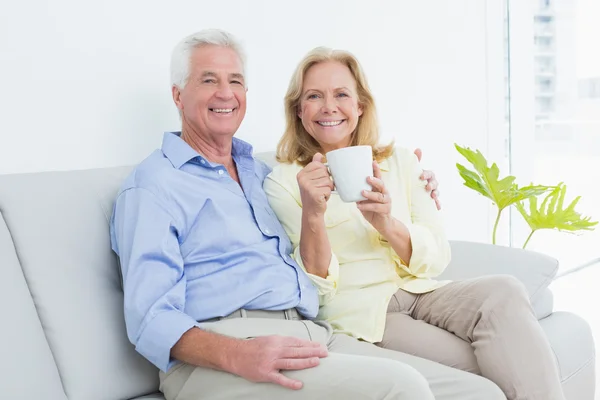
xmin=110 ymin=29 xmax=565 ymax=400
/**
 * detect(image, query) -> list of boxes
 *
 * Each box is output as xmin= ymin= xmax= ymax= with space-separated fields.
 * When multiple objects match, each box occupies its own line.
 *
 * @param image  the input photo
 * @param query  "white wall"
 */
xmin=0 ymin=0 xmax=505 ymax=243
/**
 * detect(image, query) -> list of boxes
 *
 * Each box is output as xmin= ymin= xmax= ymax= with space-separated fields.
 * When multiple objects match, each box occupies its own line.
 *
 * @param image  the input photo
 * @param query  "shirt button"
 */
xmin=200 ymin=159 xmax=206 ymax=164
xmin=218 ymin=169 xmax=224 ymax=175
xmin=264 ymin=228 xmax=271 ymax=234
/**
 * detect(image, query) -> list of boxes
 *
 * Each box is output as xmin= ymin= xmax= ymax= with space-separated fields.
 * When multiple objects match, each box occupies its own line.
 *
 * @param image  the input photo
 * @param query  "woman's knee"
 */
xmin=476 ymin=275 xmax=530 ymax=306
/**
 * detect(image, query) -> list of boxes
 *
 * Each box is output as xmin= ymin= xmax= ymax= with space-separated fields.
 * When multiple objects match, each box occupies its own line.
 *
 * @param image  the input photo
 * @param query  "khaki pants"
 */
xmin=159 ymin=317 xmax=505 ymax=400
xmin=378 ymin=275 xmax=565 ymax=400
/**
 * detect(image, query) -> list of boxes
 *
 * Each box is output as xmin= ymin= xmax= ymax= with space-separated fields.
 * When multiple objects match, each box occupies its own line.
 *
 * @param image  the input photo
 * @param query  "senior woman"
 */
xmin=263 ymin=46 xmax=565 ymax=400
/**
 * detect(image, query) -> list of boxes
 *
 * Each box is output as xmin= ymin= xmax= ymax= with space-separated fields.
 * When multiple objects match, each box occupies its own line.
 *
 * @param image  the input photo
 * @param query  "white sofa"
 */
xmin=0 ymin=151 xmax=595 ymax=399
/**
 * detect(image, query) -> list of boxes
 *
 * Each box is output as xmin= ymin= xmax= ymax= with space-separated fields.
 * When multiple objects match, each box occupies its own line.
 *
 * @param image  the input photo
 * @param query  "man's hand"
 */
xmin=414 ymin=148 xmax=441 ymax=210
xmin=228 ymin=335 xmax=328 ymax=390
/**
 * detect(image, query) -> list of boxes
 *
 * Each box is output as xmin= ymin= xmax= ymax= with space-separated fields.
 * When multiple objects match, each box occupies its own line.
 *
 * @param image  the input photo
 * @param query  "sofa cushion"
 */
xmin=539 ymin=311 xmax=596 ymax=399
xmin=0 ymin=168 xmax=157 ymax=400
xmin=441 ymin=240 xmax=558 ymax=318
xmin=0 ymin=212 xmax=67 ymax=399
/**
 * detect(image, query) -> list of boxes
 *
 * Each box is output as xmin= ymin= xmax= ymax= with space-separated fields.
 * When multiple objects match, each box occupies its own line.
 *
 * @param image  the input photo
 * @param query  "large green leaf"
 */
xmin=455 ymin=144 xmax=550 ymax=210
xmin=515 ymin=183 xmax=598 ymax=233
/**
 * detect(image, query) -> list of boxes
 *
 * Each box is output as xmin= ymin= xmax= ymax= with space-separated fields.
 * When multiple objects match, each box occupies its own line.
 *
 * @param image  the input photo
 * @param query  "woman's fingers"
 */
xmin=361 ymin=190 xmax=389 ymax=204
xmin=367 ymin=177 xmax=387 ymax=194
xmin=372 ymin=160 xmax=383 ymax=180
xmin=357 ymin=202 xmax=388 ymax=214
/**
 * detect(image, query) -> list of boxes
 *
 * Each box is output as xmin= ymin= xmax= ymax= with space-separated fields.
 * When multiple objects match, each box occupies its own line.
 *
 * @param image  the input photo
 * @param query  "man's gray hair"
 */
xmin=170 ymin=29 xmax=247 ymax=89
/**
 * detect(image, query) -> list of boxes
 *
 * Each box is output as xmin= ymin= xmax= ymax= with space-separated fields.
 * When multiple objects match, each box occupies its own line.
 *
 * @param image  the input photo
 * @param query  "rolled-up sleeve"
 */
xmin=292 ymin=244 xmax=339 ymax=305
xmin=387 ymin=151 xmax=451 ymax=279
xmin=110 ymin=187 xmax=197 ymax=372
xmin=263 ymin=171 xmax=339 ymax=305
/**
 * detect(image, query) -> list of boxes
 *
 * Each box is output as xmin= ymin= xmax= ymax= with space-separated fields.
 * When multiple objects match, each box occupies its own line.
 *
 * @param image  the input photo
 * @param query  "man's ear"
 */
xmin=172 ymin=85 xmax=183 ymax=111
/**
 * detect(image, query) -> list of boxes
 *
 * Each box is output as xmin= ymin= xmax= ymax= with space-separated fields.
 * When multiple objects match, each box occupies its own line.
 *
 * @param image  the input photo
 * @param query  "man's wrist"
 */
xmin=219 ymin=336 xmax=247 ymax=374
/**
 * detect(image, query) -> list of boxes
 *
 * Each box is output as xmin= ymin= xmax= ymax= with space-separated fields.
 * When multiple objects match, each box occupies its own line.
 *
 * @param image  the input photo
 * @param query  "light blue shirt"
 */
xmin=110 ymin=132 xmax=319 ymax=372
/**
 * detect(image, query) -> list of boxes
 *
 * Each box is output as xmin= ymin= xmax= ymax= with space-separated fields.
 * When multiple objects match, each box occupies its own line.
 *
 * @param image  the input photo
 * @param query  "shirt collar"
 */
xmin=161 ymin=131 xmax=254 ymax=169
xmin=231 ymin=137 xmax=254 ymax=158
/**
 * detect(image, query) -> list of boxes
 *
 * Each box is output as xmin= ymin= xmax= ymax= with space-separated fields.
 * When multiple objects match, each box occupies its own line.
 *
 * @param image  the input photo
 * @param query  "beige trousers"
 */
xmin=159 ymin=317 xmax=505 ymax=400
xmin=378 ymin=275 xmax=565 ymax=400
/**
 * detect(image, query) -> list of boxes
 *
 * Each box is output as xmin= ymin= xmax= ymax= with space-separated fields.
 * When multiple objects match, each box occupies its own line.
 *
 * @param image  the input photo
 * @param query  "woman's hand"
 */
xmin=357 ymin=160 xmax=394 ymax=233
xmin=297 ymin=153 xmax=334 ymax=216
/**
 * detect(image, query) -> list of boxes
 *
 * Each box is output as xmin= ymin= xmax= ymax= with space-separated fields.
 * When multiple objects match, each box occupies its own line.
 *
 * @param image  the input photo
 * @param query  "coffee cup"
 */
xmin=324 ymin=145 xmax=374 ymax=203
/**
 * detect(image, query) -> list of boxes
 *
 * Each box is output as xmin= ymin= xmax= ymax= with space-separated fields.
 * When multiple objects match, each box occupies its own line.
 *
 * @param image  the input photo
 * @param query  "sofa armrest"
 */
xmin=439 ymin=240 xmax=558 ymax=318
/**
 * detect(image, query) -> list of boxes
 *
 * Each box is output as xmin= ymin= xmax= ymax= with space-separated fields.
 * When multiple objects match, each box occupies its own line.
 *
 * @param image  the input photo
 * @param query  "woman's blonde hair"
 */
xmin=276 ymin=46 xmax=394 ymax=166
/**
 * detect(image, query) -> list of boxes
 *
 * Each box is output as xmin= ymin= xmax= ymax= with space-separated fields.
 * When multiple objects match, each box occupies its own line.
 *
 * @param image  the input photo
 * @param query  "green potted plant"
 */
xmin=455 ymin=144 xmax=597 ymax=248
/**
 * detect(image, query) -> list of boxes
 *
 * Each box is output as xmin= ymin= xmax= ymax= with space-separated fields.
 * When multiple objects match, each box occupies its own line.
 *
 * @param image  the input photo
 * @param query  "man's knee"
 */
xmin=372 ymin=360 xmax=434 ymax=399
xmin=464 ymin=374 xmax=506 ymax=400
xmin=320 ymin=355 xmax=433 ymax=399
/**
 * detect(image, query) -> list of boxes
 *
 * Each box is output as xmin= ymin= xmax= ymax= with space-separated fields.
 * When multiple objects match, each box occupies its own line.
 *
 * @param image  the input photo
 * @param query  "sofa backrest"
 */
xmin=254 ymin=150 xmax=277 ymax=167
xmin=0 ymin=166 xmax=158 ymax=400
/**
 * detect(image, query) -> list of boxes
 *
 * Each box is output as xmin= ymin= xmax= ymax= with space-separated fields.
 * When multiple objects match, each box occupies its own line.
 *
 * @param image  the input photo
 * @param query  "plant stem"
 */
xmin=492 ymin=209 xmax=502 ymax=245
xmin=522 ymin=230 xmax=536 ymax=249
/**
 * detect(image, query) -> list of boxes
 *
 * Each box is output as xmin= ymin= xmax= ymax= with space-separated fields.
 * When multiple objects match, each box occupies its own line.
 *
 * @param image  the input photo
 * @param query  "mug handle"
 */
xmin=322 ymin=162 xmax=337 ymax=194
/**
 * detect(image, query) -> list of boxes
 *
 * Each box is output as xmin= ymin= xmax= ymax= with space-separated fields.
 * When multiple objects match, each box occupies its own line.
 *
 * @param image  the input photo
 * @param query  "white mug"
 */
xmin=325 ymin=145 xmax=374 ymax=203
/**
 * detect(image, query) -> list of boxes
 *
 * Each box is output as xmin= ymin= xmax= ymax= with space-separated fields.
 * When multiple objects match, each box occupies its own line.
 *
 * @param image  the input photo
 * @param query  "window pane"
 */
xmin=512 ymin=0 xmax=600 ymax=274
